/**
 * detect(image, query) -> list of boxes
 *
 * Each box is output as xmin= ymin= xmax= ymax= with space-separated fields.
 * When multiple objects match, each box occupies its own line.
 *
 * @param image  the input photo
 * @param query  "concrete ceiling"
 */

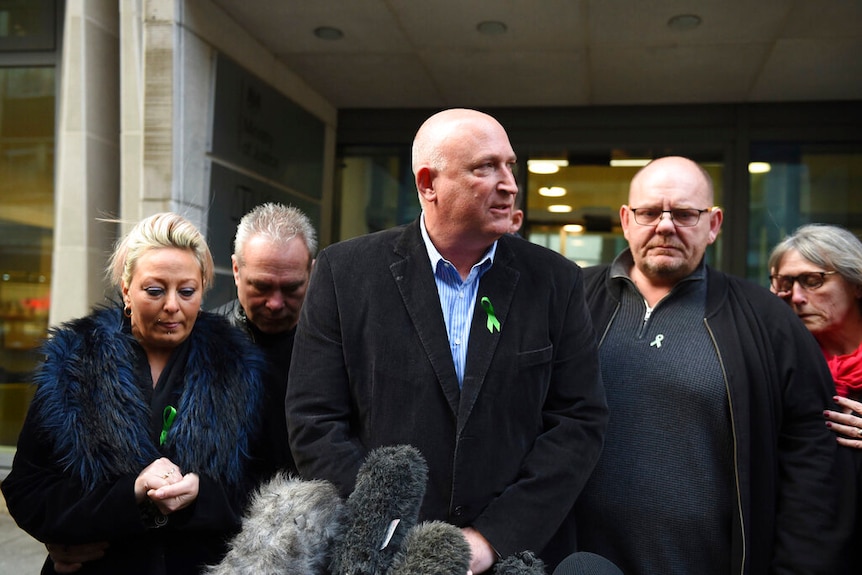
xmin=211 ymin=0 xmax=862 ymax=109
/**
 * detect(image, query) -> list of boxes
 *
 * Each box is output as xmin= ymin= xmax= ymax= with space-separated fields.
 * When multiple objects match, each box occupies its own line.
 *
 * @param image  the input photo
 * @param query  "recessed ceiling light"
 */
xmin=528 ymin=159 xmax=568 ymax=174
xmin=539 ymin=186 xmax=567 ymax=197
xmin=563 ymin=224 xmax=584 ymax=233
xmin=477 ymin=21 xmax=507 ymax=35
xmin=667 ymin=14 xmax=702 ymax=31
xmin=748 ymin=162 xmax=772 ymax=174
xmin=548 ymin=205 xmax=573 ymax=213
xmin=314 ymin=26 xmax=344 ymax=40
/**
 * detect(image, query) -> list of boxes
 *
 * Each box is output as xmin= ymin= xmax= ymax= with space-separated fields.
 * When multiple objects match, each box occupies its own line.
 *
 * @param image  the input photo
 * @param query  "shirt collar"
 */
xmin=420 ymin=212 xmax=497 ymax=275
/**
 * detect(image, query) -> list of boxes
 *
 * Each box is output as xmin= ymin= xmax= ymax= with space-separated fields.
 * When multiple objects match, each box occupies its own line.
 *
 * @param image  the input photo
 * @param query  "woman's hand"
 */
xmin=147 ymin=472 xmax=200 ymax=515
xmin=824 ymin=395 xmax=862 ymax=449
xmin=133 ymin=457 xmax=184 ymax=504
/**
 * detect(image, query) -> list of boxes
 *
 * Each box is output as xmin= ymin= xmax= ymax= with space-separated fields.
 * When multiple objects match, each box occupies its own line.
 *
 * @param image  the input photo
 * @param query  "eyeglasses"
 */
xmin=769 ymin=271 xmax=837 ymax=294
xmin=629 ymin=207 xmax=713 ymax=227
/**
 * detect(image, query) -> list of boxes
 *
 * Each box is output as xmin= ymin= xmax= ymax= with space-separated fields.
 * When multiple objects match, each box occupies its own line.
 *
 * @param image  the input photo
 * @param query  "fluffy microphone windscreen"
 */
xmin=552 ymin=552 xmax=624 ymax=575
xmin=387 ymin=521 xmax=471 ymax=575
xmin=206 ymin=474 xmax=346 ymax=575
xmin=493 ymin=550 xmax=547 ymax=574
xmin=330 ymin=444 xmax=429 ymax=575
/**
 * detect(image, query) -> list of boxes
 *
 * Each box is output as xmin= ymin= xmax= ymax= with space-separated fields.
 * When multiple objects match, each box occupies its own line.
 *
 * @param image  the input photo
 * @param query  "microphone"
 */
xmin=207 ymin=473 xmax=346 ymax=575
xmin=552 ymin=552 xmax=624 ymax=575
xmin=330 ymin=444 xmax=429 ymax=575
xmin=388 ymin=520 xmax=471 ymax=575
xmin=493 ymin=550 xmax=547 ymax=574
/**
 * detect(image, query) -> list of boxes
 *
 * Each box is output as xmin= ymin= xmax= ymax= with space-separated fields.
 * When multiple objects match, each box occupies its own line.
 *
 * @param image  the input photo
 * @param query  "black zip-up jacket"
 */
xmin=582 ymin=260 xmax=854 ymax=574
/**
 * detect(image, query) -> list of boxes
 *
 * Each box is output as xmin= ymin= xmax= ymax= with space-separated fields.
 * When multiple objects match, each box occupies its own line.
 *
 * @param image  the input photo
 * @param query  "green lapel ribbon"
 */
xmin=481 ymin=296 xmax=501 ymax=334
xmin=160 ymin=405 xmax=177 ymax=446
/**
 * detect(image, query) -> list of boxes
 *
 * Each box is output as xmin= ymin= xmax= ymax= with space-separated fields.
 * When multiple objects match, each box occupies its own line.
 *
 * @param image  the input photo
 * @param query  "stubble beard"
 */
xmin=640 ymin=252 xmax=693 ymax=284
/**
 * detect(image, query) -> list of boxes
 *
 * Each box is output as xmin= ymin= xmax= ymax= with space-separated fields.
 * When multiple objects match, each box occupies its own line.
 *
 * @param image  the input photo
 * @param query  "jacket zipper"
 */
xmin=704 ymin=317 xmax=745 ymax=575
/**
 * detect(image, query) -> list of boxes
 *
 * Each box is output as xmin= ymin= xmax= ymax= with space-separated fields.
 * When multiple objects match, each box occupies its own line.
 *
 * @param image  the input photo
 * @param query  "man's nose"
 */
xmin=266 ymin=291 xmax=285 ymax=309
xmin=655 ymin=211 xmax=676 ymax=232
xmin=500 ymin=171 xmax=518 ymax=195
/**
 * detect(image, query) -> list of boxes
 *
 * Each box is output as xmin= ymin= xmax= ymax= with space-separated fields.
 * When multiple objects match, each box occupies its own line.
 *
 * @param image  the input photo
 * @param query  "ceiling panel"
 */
xmin=279 ymin=52 xmax=440 ymax=108
xmin=591 ymin=44 xmax=769 ymax=104
xmin=211 ymin=0 xmax=862 ymax=108
xmin=426 ymin=49 xmax=591 ymax=108
xmin=752 ymin=38 xmax=862 ymax=102
xmin=389 ymin=0 xmax=589 ymax=50
xmin=591 ymin=0 xmax=795 ymax=45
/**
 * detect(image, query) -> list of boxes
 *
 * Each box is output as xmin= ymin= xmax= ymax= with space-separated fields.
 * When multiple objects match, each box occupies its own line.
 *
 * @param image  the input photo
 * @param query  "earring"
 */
xmin=123 ymin=306 xmax=132 ymax=318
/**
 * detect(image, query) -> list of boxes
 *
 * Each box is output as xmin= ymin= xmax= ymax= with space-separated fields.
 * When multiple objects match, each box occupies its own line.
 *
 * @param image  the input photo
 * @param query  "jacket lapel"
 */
xmin=458 ymin=239 xmax=519 ymax=431
xmin=391 ymin=222 xmax=462 ymax=416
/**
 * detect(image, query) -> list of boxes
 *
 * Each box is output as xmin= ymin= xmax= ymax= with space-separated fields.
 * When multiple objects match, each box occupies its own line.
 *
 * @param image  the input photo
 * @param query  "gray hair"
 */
xmin=769 ymin=223 xmax=862 ymax=299
xmin=233 ymin=203 xmax=317 ymax=267
xmin=108 ymin=212 xmax=214 ymax=292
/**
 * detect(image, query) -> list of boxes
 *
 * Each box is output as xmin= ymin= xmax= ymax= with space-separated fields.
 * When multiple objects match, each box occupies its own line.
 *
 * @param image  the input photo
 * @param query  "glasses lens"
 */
xmin=672 ymin=209 xmax=700 ymax=226
xmin=799 ymin=273 xmax=825 ymax=289
xmin=633 ymin=208 xmax=659 ymax=225
xmin=771 ymin=276 xmax=789 ymax=292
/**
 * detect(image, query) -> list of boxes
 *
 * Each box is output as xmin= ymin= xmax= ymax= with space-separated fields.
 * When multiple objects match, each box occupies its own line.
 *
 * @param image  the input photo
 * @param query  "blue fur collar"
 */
xmin=31 ymin=306 xmax=265 ymax=489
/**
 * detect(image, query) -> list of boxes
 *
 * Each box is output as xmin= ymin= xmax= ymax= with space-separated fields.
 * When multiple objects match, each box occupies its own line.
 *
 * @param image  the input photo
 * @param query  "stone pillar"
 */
xmin=50 ymin=0 xmax=120 ymax=324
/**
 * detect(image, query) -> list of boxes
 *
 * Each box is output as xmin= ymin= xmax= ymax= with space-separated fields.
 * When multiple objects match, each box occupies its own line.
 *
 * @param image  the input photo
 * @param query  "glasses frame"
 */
xmin=769 ymin=271 xmax=838 ymax=294
xmin=629 ymin=207 xmax=714 ymax=227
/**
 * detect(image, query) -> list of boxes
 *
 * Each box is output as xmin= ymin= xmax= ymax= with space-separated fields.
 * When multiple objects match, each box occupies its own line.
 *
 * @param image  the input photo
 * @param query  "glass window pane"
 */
xmin=748 ymin=145 xmax=862 ymax=283
xmin=0 ymin=66 xmax=54 ymax=447
xmin=338 ymin=148 xmax=419 ymax=239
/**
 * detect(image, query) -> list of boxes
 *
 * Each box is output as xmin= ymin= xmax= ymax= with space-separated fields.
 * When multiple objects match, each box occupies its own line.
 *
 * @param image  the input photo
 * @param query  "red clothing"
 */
xmin=824 ymin=343 xmax=862 ymax=398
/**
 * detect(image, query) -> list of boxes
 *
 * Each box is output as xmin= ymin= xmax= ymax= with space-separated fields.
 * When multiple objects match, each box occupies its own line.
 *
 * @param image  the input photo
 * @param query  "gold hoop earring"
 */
xmin=123 ymin=306 xmax=132 ymax=318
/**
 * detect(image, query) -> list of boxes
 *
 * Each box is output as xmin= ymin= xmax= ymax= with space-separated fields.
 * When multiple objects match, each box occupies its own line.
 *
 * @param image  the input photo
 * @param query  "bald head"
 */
xmin=630 ymin=156 xmax=714 ymax=205
xmin=412 ymin=108 xmax=506 ymax=174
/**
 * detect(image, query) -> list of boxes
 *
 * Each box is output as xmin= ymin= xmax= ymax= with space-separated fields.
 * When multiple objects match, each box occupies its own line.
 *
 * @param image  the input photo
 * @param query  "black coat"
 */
xmin=1 ymin=307 xmax=266 ymax=575
xmin=286 ymin=219 xmax=609 ymax=569
xmin=582 ymin=261 xmax=854 ymax=574
xmin=213 ymin=298 xmax=297 ymax=480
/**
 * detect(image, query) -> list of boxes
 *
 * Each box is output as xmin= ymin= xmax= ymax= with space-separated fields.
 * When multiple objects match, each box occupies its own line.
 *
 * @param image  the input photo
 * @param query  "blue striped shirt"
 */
xmin=420 ymin=215 xmax=496 ymax=386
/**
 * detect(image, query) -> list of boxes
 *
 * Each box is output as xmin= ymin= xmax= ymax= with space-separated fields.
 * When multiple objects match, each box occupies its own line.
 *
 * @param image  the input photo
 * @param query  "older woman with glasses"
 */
xmin=769 ymin=223 xmax=862 ymax=447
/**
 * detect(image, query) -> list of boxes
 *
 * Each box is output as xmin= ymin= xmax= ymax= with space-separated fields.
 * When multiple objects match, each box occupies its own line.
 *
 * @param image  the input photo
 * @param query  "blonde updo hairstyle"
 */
xmin=108 ymin=212 xmax=215 ymax=293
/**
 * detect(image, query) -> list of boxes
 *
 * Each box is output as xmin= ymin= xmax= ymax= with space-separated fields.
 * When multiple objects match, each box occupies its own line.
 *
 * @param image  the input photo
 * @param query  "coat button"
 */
xmin=453 ymin=506 xmax=464 ymax=516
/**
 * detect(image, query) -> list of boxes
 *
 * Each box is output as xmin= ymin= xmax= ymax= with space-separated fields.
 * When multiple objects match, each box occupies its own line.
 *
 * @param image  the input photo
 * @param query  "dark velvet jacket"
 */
xmin=581 ymin=260 xmax=853 ymax=574
xmin=286 ymin=219 xmax=609 ymax=570
xmin=1 ymin=306 xmax=266 ymax=575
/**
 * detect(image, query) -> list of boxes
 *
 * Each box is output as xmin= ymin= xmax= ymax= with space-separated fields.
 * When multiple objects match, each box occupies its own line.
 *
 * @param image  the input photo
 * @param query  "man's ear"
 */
xmin=619 ymin=204 xmax=632 ymax=240
xmin=416 ymin=167 xmax=436 ymax=202
xmin=231 ymin=255 xmax=241 ymax=286
xmin=707 ymin=207 xmax=724 ymax=244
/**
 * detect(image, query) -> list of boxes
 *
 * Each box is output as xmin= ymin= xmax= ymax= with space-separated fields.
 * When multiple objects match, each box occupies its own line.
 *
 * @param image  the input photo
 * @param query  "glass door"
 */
xmin=0 ymin=66 xmax=55 ymax=448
